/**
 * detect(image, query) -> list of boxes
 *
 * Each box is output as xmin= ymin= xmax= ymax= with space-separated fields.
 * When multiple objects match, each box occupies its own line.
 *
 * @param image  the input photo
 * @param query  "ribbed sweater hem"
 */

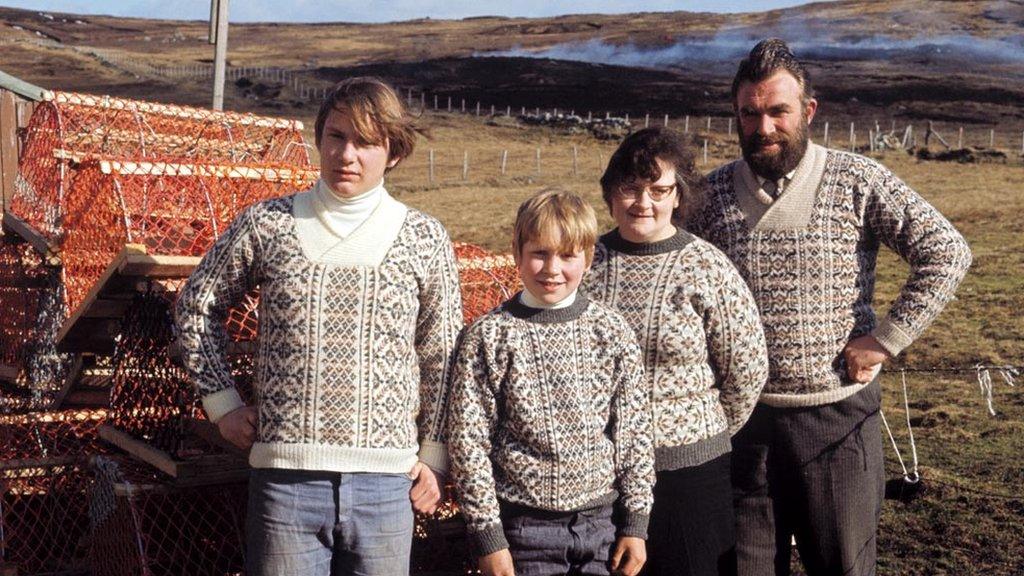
xmin=470 ymin=524 xmax=510 ymax=556
xmin=758 ymin=381 xmax=870 ymax=408
xmin=654 ymin=430 xmax=731 ymax=471
xmin=619 ymin=512 xmax=650 ymax=540
xmin=249 ymin=443 xmax=419 ymax=473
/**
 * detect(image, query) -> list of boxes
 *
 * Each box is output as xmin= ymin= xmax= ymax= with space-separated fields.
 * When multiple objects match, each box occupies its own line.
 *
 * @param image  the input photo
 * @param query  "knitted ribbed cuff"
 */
xmin=201 ymin=388 xmax=245 ymax=423
xmin=417 ymin=440 xmax=450 ymax=476
xmin=872 ymin=318 xmax=914 ymax=358
xmin=617 ymin=511 xmax=650 ymax=540
xmin=654 ymin=431 xmax=730 ymax=471
xmin=470 ymin=524 xmax=509 ymax=557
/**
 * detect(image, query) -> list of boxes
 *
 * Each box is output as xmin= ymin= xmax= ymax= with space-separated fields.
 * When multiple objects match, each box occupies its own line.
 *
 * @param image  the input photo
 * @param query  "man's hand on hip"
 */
xmin=843 ymin=335 xmax=890 ymax=383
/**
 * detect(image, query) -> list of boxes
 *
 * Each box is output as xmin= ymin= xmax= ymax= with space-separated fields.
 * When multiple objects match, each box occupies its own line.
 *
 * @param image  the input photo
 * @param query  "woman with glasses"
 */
xmin=583 ymin=127 xmax=768 ymax=576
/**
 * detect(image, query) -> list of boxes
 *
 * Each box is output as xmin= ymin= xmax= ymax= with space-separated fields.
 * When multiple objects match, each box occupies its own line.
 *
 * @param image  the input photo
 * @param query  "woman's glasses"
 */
xmin=613 ymin=183 xmax=678 ymax=202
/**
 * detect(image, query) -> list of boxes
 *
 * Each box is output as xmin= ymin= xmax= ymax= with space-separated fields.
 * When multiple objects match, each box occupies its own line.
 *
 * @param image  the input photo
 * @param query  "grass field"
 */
xmin=372 ymin=112 xmax=1023 ymax=575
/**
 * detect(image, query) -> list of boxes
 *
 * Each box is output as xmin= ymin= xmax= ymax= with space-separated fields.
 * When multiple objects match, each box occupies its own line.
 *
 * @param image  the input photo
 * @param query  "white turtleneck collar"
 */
xmin=313 ymin=178 xmax=385 ymax=239
xmin=519 ymin=288 xmax=578 ymax=310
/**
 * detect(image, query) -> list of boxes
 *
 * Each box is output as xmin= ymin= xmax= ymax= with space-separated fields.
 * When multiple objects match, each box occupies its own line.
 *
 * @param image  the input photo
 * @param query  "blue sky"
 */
xmin=2 ymin=1 xmax=835 ymax=23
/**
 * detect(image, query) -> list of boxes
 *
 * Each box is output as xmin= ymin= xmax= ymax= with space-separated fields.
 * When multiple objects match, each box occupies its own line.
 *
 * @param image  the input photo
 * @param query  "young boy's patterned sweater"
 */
xmin=585 ymin=229 xmax=768 ymax=471
xmin=447 ymin=293 xmax=654 ymax=556
xmin=693 ymin=142 xmax=972 ymax=406
xmin=175 ymin=187 xmax=463 ymax=474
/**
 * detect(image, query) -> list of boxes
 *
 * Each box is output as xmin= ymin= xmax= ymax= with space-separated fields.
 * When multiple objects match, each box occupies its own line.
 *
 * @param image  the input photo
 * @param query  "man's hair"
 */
xmin=600 ymin=127 xmax=706 ymax=226
xmin=730 ymin=38 xmax=814 ymax=105
xmin=512 ymin=188 xmax=598 ymax=266
xmin=314 ymin=76 xmax=425 ymax=170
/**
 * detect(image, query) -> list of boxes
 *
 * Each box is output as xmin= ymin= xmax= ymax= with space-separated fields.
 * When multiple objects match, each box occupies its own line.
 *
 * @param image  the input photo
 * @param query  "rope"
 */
xmin=880 ymin=369 xmax=920 ymax=484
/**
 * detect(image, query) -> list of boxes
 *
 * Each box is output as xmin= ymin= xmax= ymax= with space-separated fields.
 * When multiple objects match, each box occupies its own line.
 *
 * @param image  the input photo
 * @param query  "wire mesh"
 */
xmin=1 ymin=459 xmax=92 ymax=575
xmin=89 ymin=456 xmax=246 ymax=576
xmin=453 ymin=242 xmax=519 ymax=325
xmin=12 ymin=91 xmax=311 ymax=241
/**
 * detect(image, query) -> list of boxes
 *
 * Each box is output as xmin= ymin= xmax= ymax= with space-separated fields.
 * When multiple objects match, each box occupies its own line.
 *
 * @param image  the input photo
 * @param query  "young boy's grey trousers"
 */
xmin=500 ymin=501 xmax=617 ymax=576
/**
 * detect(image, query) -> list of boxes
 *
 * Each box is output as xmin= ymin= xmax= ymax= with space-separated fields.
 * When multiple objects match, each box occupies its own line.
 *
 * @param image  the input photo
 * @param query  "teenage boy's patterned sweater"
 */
xmin=692 ymin=142 xmax=972 ymax=407
xmin=175 ymin=187 xmax=463 ymax=474
xmin=447 ymin=293 xmax=655 ymax=556
xmin=584 ymin=229 xmax=768 ymax=471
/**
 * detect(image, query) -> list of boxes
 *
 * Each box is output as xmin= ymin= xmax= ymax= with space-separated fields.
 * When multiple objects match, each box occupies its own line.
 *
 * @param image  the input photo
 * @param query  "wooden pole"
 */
xmin=462 ymin=150 xmax=469 ymax=180
xmin=447 ymin=97 xmax=452 ymax=112
xmin=0 ymin=91 xmax=18 ymax=213
xmin=727 ymin=118 xmax=733 ymax=136
xmin=572 ymin=146 xmax=578 ymax=178
xmin=644 ymin=114 xmax=650 ymax=128
xmin=211 ymin=0 xmax=230 ymax=111
xmin=490 ymin=104 xmax=495 ymax=116
xmin=706 ymin=116 xmax=711 ymax=131
xmin=703 ymin=139 xmax=708 ymax=165
xmin=536 ymin=147 xmax=541 ymax=175
xmin=869 ymin=129 xmax=874 ymax=153
xmin=823 ymin=122 xmax=830 ymax=148
xmin=958 ymin=126 xmax=963 ymax=149
xmin=501 ymin=150 xmax=508 ymax=175
xmin=849 ymin=122 xmax=855 ymax=152
xmin=587 ymin=111 xmax=592 ymax=122
xmin=684 ymin=115 xmax=689 ymax=133
xmin=428 ymin=149 xmax=435 ymax=183
xmin=990 ymin=129 xmax=995 ymax=148
xmin=664 ymin=114 xmax=669 ymax=127
xmin=434 ymin=94 xmax=438 ymax=110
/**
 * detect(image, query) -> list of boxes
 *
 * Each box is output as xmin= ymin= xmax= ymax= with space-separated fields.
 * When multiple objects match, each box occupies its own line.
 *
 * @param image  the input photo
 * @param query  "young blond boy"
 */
xmin=447 ymin=189 xmax=654 ymax=576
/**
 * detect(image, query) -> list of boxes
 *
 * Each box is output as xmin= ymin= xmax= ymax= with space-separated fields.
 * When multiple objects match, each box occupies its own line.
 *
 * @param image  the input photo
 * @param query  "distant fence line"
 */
xmin=3 ymin=35 xmax=1024 ymax=158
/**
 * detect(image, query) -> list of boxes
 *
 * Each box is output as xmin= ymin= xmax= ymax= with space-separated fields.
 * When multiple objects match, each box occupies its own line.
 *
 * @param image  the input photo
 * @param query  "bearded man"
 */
xmin=690 ymin=39 xmax=972 ymax=576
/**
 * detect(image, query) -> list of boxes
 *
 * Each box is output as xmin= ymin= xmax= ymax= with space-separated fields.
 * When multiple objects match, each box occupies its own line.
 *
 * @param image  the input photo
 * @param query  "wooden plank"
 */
xmin=0 ymin=363 xmax=19 ymax=383
xmin=98 ymin=424 xmax=179 ymax=477
xmin=62 ymin=388 xmax=111 ymax=407
xmin=56 ymin=319 xmax=119 ymax=354
xmin=0 ymin=70 xmax=45 ymax=101
xmin=183 ymin=417 xmax=246 ymax=456
xmin=0 ymin=455 xmax=81 ymax=473
xmin=49 ymin=355 xmax=83 ymax=409
xmin=120 ymin=253 xmax=199 ymax=278
xmin=57 ymin=244 xmax=146 ymax=347
xmin=1 ymin=91 xmax=17 ymax=214
xmin=1 ymin=211 xmax=60 ymax=264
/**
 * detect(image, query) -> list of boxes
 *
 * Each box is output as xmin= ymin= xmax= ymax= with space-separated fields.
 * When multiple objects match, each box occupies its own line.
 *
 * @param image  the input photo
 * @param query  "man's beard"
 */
xmin=739 ymin=116 xmax=810 ymax=180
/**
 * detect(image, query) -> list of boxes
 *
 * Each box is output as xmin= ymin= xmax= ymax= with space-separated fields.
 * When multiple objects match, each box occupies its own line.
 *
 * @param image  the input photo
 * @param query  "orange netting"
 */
xmin=12 ymin=91 xmax=311 ymax=240
xmin=453 ymin=242 xmax=520 ymax=324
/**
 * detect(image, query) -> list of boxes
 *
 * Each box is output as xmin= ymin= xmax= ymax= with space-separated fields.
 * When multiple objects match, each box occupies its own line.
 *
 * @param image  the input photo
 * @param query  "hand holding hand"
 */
xmin=843 ymin=335 xmax=890 ymax=383
xmin=216 ymin=405 xmax=257 ymax=451
xmin=478 ymin=548 xmax=515 ymax=576
xmin=610 ymin=536 xmax=646 ymax=576
xmin=408 ymin=461 xmax=444 ymax=514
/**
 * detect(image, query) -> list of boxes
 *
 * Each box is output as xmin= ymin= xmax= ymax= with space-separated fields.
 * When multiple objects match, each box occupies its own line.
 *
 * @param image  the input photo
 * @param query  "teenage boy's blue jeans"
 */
xmin=245 ymin=468 xmax=414 ymax=576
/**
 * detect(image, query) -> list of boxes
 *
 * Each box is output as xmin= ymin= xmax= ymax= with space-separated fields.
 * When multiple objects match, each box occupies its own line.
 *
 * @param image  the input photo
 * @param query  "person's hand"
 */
xmin=843 ymin=335 xmax=890 ymax=383
xmin=216 ymin=405 xmax=257 ymax=451
xmin=478 ymin=548 xmax=515 ymax=576
xmin=408 ymin=461 xmax=444 ymax=514
xmin=610 ymin=536 xmax=646 ymax=576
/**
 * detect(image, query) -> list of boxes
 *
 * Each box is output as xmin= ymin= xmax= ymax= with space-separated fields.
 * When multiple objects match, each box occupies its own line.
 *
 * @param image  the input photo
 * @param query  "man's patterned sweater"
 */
xmin=175 ymin=191 xmax=463 ymax=474
xmin=585 ymin=229 xmax=768 ymax=471
xmin=692 ymin=142 xmax=972 ymax=406
xmin=447 ymin=293 xmax=655 ymax=556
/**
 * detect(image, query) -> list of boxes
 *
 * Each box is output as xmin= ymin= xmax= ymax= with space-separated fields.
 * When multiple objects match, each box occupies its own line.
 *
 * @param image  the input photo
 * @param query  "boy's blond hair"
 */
xmin=512 ymin=188 xmax=598 ymax=265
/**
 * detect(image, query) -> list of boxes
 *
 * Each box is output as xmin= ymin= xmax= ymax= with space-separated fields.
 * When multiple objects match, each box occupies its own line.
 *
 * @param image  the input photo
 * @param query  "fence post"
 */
xmin=506 ymin=105 xmax=511 ymax=117
xmin=644 ymin=114 xmax=650 ymax=128
xmin=625 ymin=113 xmax=630 ymax=124
xmin=572 ymin=146 xmax=578 ymax=178
xmin=664 ymin=114 xmax=669 ymax=127
xmin=536 ymin=147 xmax=541 ymax=176
xmin=429 ymin=149 xmax=435 ymax=183
xmin=727 ymin=118 xmax=733 ymax=136
xmin=490 ymin=104 xmax=495 ymax=116
xmin=420 ymin=93 xmax=425 ymax=110
xmin=703 ymin=139 xmax=708 ymax=165
xmin=588 ymin=111 xmax=592 ymax=122
xmin=958 ymin=126 xmax=963 ymax=149
xmin=823 ymin=122 xmax=830 ymax=148
xmin=850 ymin=122 xmax=856 ymax=152
xmin=684 ymin=115 xmax=690 ymax=133
xmin=706 ymin=116 xmax=711 ymax=131
xmin=447 ymin=97 xmax=452 ymax=112
xmin=536 ymin=107 xmax=540 ymax=116
xmin=521 ymin=106 xmax=526 ymax=115
xmin=990 ymin=129 xmax=995 ymax=148
xmin=434 ymin=95 xmax=438 ymax=110
xmin=476 ymin=102 xmax=480 ymax=116
xmin=501 ymin=150 xmax=508 ymax=175
xmin=462 ymin=151 xmax=469 ymax=181
xmin=869 ymin=129 xmax=874 ymax=153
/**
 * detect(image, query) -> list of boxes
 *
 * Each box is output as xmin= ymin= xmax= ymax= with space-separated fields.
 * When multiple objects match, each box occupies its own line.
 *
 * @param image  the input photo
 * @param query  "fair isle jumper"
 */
xmin=447 ymin=293 xmax=655 ymax=556
xmin=692 ymin=142 xmax=971 ymax=406
xmin=585 ymin=229 xmax=768 ymax=471
xmin=175 ymin=186 xmax=463 ymax=474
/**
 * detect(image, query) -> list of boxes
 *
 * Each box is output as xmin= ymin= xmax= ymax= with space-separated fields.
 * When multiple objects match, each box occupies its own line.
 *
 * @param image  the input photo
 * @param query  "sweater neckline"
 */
xmin=600 ymin=227 xmax=694 ymax=256
xmin=504 ymin=290 xmax=590 ymax=323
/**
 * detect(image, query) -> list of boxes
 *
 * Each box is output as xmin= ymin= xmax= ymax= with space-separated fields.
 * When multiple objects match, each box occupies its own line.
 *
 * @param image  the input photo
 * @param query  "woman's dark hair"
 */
xmin=600 ymin=126 xmax=707 ymax=226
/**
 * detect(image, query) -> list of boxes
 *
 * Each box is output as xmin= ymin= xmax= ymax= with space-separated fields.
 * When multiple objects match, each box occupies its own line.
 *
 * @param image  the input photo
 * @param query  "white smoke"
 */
xmin=477 ymin=33 xmax=1024 ymax=67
